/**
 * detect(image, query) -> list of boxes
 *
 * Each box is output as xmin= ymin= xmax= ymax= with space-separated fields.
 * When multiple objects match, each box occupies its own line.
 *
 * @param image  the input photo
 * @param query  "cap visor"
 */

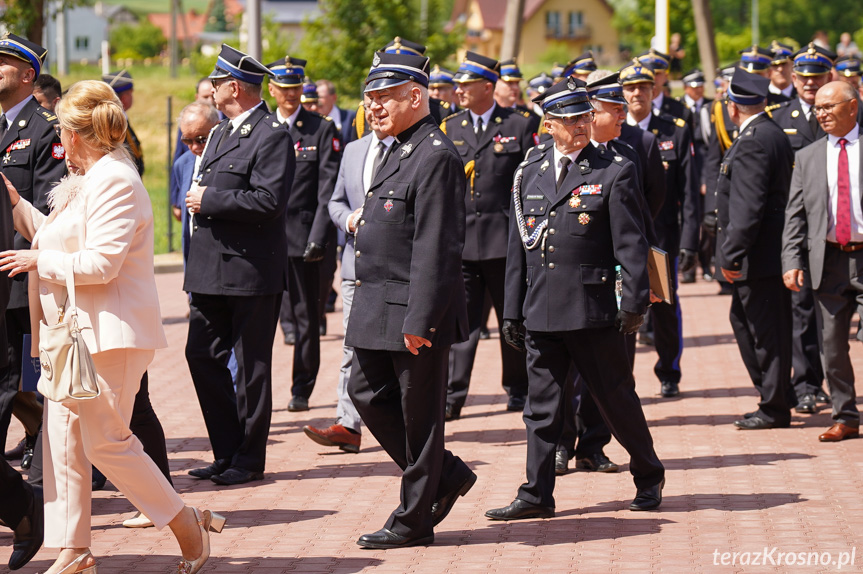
xmin=208 ymin=67 xmax=230 ymax=80
xmin=794 ymin=66 xmax=831 ymax=76
xmin=547 ymin=102 xmax=593 ymax=117
xmin=270 ymin=79 xmax=303 ymax=88
xmin=364 ymin=78 xmax=410 ymax=93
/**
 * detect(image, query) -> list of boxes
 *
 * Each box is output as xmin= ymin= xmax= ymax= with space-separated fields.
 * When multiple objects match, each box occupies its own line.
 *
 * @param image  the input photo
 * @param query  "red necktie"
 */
xmin=836 ymin=138 xmax=851 ymax=246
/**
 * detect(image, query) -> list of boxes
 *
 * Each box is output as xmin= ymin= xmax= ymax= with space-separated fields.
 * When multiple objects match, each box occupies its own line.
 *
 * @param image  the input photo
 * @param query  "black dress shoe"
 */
xmin=445 ymin=404 xmax=460 ymax=421
xmin=485 ymin=499 xmax=555 ymax=521
xmin=9 ymin=485 xmax=43 ymax=570
xmin=630 ymin=478 xmax=664 ymax=511
xmin=319 ymin=321 xmax=327 ymax=336
xmin=357 ymin=527 xmax=433 ymax=549
xmin=506 ymin=395 xmax=526 ymax=412
xmin=4 ymin=437 xmax=27 ymax=461
xmin=680 ymin=270 xmax=696 ymax=283
xmin=815 ymin=389 xmax=831 ymax=404
xmin=795 ymin=394 xmax=818 ymax=414
xmin=210 ymin=467 xmax=264 ymax=485
xmin=479 ymin=326 xmax=490 ymax=340
xmin=660 ymin=381 xmax=679 ymax=398
xmin=718 ymin=283 xmax=733 ymax=295
xmin=432 ymin=471 xmax=477 ymax=526
xmin=575 ymin=452 xmax=619 ymax=473
xmin=92 ymin=466 xmax=107 ymax=491
xmin=284 ymin=331 xmax=295 ymax=345
xmin=734 ymin=415 xmax=789 ymax=430
xmin=288 ymin=396 xmax=309 ymax=412
xmin=188 ymin=458 xmax=231 ymax=479
xmin=637 ymin=331 xmax=655 ymax=346
xmin=555 ymin=449 xmax=569 ymax=475
xmin=743 ymin=411 xmax=758 ymax=419
xmin=19 ymin=433 xmax=37 ymax=470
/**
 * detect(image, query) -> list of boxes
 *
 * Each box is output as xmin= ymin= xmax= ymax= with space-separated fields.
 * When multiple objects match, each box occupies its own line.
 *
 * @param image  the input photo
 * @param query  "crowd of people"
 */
xmin=0 ymin=25 xmax=862 ymax=570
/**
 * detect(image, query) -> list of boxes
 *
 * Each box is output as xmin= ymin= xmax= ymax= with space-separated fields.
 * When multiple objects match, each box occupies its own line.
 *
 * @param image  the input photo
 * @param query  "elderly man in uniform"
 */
xmin=638 ymin=49 xmax=693 ymax=128
xmin=715 ymin=69 xmax=795 ymax=430
xmin=769 ymin=41 xmax=796 ymax=99
xmin=441 ymin=52 xmax=536 ymax=419
xmin=267 ymin=56 xmax=341 ymax=412
xmin=346 ymin=50 xmax=475 ymax=549
xmin=770 ymin=44 xmax=836 ymax=414
xmin=487 ymin=77 xmax=665 ymax=521
xmin=184 ymin=44 xmax=294 ymax=486
xmin=0 ymin=34 xmax=65 ymax=473
xmin=103 ymin=70 xmax=144 ymax=175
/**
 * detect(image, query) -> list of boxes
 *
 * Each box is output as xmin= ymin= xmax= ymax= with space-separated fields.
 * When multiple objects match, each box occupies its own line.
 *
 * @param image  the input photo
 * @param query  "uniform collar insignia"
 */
xmin=540 ymin=159 xmax=550 ymax=172
xmin=401 ymin=143 xmax=413 ymax=157
xmin=240 ymin=123 xmax=251 ymax=135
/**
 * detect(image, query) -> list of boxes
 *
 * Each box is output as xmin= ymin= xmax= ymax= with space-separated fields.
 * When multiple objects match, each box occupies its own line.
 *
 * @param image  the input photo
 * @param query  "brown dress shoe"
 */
xmin=303 ymin=423 xmax=361 ymax=453
xmin=819 ymin=423 xmax=860 ymax=442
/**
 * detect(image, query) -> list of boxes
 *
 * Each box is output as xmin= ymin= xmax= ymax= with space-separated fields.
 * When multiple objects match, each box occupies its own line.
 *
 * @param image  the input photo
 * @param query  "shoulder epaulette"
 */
xmin=39 ymin=110 xmax=57 ymax=122
xmin=322 ymin=115 xmax=333 ymax=122
xmin=442 ymin=109 xmax=466 ymax=124
xmin=674 ymin=117 xmax=686 ymax=128
xmin=520 ymin=150 xmax=545 ymax=167
xmin=520 ymin=110 xmax=531 ymax=118
xmin=440 ymin=101 xmax=451 ymax=110
xmin=765 ymin=103 xmax=782 ymax=112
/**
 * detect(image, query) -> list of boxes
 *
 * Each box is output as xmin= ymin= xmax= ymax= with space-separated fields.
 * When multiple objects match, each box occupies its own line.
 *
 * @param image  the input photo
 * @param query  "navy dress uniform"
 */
xmin=638 ymin=49 xmax=694 ymax=129
xmin=267 ymin=57 xmax=341 ymax=410
xmin=769 ymin=44 xmax=835 ymax=407
xmin=499 ymin=58 xmax=542 ymax=134
xmin=345 ymin=51 xmax=474 ymax=548
xmin=184 ymin=44 xmax=294 ymax=483
xmin=715 ymin=70 xmax=795 ymax=429
xmin=486 ymin=78 xmax=665 ymax=521
xmin=563 ymin=51 xmax=598 ymax=79
xmin=621 ymin=59 xmax=700 ymax=396
xmin=102 ymin=70 xmax=144 ymax=175
xmin=738 ymin=46 xmax=790 ymax=107
xmin=428 ymin=65 xmax=459 ymax=114
xmin=0 ymin=34 xmax=66 ymax=454
xmin=383 ymin=37 xmax=454 ymax=123
xmin=769 ymin=41 xmax=798 ymax=100
xmin=441 ymin=52 xmax=536 ymax=417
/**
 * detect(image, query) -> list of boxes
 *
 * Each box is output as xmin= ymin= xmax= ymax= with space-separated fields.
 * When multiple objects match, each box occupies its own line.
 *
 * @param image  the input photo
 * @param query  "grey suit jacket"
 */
xmin=328 ymin=134 xmax=372 ymax=281
xmin=783 ymin=135 xmax=863 ymax=290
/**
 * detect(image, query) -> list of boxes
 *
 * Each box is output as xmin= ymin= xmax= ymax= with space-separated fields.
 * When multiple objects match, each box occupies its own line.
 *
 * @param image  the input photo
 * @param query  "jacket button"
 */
xmin=360 ymin=219 xmax=365 ymax=226
xmin=475 ymin=171 xmax=480 ymax=177
xmin=355 ymin=251 xmax=360 ymax=257
xmin=367 ymin=192 xmax=373 ymax=198
xmin=228 ymin=164 xmax=233 ymax=169
xmin=549 ymin=263 xmax=556 ymax=269
xmin=602 ymin=275 xmax=607 ymax=282
xmin=548 ymin=246 xmax=555 ymax=253
xmin=548 ymin=228 xmax=555 ymax=235
xmin=355 ymin=280 xmax=362 ymax=286
xmin=476 ymin=211 xmax=481 ymax=217
xmin=429 ymin=327 xmax=436 ymax=333
xmin=388 ymin=190 xmax=394 ymax=195
xmin=549 ymin=210 xmax=556 ymax=217
xmin=206 ymin=168 xmax=211 ymax=173
xmin=475 ymin=192 xmax=481 ymax=198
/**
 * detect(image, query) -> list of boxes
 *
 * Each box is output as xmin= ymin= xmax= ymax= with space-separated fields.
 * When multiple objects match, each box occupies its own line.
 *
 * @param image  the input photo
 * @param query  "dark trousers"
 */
xmin=0 ymin=457 xmax=32 ymax=528
xmin=728 ymin=276 xmax=793 ymax=424
xmin=447 ymin=258 xmax=528 ymax=409
xmin=558 ymin=366 xmax=612 ymax=459
xmin=791 ymin=277 xmax=825 ymax=398
xmin=814 ymin=247 xmax=863 ymax=427
xmin=280 ymin=257 xmax=321 ymax=399
xmin=186 ymin=292 xmax=281 ymax=472
xmin=652 ymin=256 xmax=683 ymax=384
xmin=318 ymin=227 xmax=339 ymax=325
xmin=349 ymin=346 xmax=473 ymax=538
xmin=519 ymin=328 xmax=664 ymax=507
xmin=0 ymin=307 xmax=30 ymax=450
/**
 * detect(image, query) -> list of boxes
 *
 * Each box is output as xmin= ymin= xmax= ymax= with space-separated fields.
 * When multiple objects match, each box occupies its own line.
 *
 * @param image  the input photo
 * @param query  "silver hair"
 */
xmin=179 ymin=102 xmax=219 ymax=126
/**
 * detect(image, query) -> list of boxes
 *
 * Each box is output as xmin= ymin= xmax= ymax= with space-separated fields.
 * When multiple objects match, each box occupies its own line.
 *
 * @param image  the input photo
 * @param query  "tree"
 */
xmin=1 ymin=0 xmax=92 ymax=46
xmin=110 ymin=20 xmax=168 ymax=60
xmin=299 ymin=0 xmax=465 ymax=101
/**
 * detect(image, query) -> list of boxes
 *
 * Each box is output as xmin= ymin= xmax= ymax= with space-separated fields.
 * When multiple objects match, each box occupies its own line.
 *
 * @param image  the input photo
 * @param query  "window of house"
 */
xmin=546 ymin=11 xmax=561 ymax=37
xmin=75 ymin=36 xmax=89 ymax=50
xmin=568 ymin=12 xmax=584 ymax=37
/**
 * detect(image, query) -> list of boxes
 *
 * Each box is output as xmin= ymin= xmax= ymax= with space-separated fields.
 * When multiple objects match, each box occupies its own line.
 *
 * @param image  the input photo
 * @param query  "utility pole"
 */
xmin=246 ymin=0 xmax=262 ymax=61
xmin=54 ymin=2 xmax=68 ymax=76
xmin=170 ymin=0 xmax=178 ymax=78
xmin=691 ymin=0 xmax=718 ymax=97
xmin=751 ymin=0 xmax=759 ymax=46
xmin=654 ymin=0 xmax=668 ymax=51
xmin=500 ymin=0 xmax=525 ymax=60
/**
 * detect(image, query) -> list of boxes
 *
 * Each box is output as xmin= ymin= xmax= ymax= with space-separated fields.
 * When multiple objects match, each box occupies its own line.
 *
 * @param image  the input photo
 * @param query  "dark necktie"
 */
xmin=371 ymin=140 xmax=387 ymax=180
xmin=0 ymin=114 xmax=6 ymax=142
xmin=217 ymin=122 xmax=233 ymax=151
xmin=836 ymin=138 xmax=851 ymax=245
xmin=808 ymin=109 xmax=819 ymax=137
xmin=475 ymin=117 xmax=484 ymax=134
xmin=556 ymin=157 xmax=572 ymax=191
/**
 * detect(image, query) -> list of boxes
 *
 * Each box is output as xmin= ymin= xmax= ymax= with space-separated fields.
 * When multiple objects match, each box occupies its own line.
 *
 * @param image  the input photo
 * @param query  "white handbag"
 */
xmin=37 ymin=259 xmax=100 ymax=403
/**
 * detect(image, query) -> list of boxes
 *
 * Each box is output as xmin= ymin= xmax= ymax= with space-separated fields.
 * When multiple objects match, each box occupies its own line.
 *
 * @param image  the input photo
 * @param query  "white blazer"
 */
xmin=14 ymin=149 xmax=168 ymax=353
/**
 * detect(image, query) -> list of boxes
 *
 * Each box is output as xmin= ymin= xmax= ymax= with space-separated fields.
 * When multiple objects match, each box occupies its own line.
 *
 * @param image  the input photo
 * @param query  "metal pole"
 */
xmin=166 ymin=96 xmax=174 ymax=253
xmin=170 ymin=0 xmax=178 ymax=78
xmin=654 ymin=0 xmax=669 ymax=52
xmin=500 ymin=0 xmax=525 ymax=61
xmin=751 ymin=0 xmax=759 ymax=46
xmin=420 ymin=0 xmax=428 ymax=37
xmin=55 ymin=2 xmax=68 ymax=75
xmin=247 ymin=0 xmax=262 ymax=61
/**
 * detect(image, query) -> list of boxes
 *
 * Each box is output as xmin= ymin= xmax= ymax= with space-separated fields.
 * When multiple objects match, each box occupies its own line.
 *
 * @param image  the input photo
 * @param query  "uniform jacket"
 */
xmin=658 ymin=93 xmax=693 ymax=131
xmin=771 ymin=98 xmax=826 ymax=152
xmin=126 ymin=121 xmax=144 ymax=175
xmin=646 ymin=110 xmax=699 ymax=253
xmin=345 ymin=116 xmax=469 ymax=352
xmin=0 ymin=96 xmax=67 ymax=308
xmin=328 ymin=134 xmax=372 ymax=281
xmin=504 ymin=143 xmax=650 ymax=332
xmin=286 ymin=106 xmax=341 ymax=257
xmin=618 ymin=123 xmax=667 ymax=220
xmin=441 ymin=105 xmax=537 ymax=260
xmin=783 ymin=136 xmax=863 ymax=290
xmin=183 ymin=104 xmax=294 ymax=296
xmin=333 ymin=106 xmax=358 ymax=145
xmin=716 ymin=114 xmax=793 ymax=281
xmin=677 ymin=96 xmax=713 ymax=187
xmin=13 ymin=150 xmax=168 ymax=354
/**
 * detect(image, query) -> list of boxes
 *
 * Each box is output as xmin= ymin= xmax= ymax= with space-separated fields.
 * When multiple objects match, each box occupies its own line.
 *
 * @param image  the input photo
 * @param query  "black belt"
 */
xmin=827 ymin=241 xmax=863 ymax=253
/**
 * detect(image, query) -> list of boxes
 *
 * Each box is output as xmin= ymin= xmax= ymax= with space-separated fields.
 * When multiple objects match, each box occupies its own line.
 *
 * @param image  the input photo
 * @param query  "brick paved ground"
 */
xmin=3 ymin=273 xmax=863 ymax=573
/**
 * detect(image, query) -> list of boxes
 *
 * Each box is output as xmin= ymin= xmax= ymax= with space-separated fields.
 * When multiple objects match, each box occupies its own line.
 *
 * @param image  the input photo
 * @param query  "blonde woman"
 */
xmin=0 ymin=80 xmax=223 ymax=574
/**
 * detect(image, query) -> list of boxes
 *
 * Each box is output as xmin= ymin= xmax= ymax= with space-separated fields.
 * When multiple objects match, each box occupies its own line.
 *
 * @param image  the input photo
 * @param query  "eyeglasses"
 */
xmin=210 ymin=78 xmax=231 ymax=90
xmin=53 ymin=124 xmax=63 ymax=137
xmin=553 ymin=112 xmax=595 ymax=126
xmin=181 ymin=134 xmax=209 ymax=146
xmin=813 ymin=98 xmax=854 ymax=116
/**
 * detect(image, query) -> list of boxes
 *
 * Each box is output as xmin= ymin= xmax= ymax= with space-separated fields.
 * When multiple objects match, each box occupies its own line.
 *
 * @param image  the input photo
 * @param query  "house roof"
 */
xmin=454 ymin=0 xmax=614 ymax=31
xmin=148 ymin=11 xmax=207 ymax=42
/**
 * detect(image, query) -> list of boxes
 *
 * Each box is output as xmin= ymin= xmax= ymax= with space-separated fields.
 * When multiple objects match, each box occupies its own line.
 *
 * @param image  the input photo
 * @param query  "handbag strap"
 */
xmin=63 ymin=259 xmax=78 ymax=323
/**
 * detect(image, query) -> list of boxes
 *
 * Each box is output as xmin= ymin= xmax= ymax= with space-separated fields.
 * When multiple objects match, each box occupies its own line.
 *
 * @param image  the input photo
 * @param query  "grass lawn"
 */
xmin=57 ymin=63 xmax=202 ymax=254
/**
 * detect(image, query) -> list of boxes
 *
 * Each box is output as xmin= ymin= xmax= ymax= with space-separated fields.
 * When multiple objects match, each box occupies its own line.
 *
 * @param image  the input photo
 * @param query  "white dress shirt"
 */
xmin=276 ymin=106 xmax=302 ymax=130
xmin=798 ymin=98 xmax=814 ymax=122
xmin=1 ymin=95 xmax=34 ymax=128
xmin=469 ymin=103 xmax=496 ymax=132
xmin=627 ymin=111 xmax=652 ymax=131
xmin=684 ymin=94 xmax=704 ymax=114
xmin=769 ymin=83 xmax=794 ymax=99
xmin=553 ymin=146 xmax=580 ymax=183
xmin=826 ymin=124 xmax=862 ymax=242
xmin=362 ymin=135 xmax=394 ymax=192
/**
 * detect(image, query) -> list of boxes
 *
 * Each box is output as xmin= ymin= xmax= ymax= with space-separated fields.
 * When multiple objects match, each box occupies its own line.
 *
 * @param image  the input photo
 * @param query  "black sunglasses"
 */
xmin=53 ymin=124 xmax=63 ymax=137
xmin=181 ymin=134 xmax=209 ymax=146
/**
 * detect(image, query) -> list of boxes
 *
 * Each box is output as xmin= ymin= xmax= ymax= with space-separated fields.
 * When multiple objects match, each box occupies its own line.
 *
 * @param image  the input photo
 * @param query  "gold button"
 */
xmin=549 ymin=228 xmax=555 ymax=235
xmin=548 ymin=246 xmax=555 ymax=252
xmin=367 ymin=192 xmax=373 ymax=198
xmin=549 ymin=263 xmax=556 ymax=269
xmin=356 ymin=280 xmax=362 ymax=286
xmin=550 ymin=210 xmax=556 ymax=217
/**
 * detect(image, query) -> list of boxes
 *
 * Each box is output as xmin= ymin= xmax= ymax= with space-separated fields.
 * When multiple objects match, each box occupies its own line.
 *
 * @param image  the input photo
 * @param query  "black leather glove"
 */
xmin=679 ymin=249 xmax=697 ymax=273
xmin=303 ymin=242 xmax=326 ymax=262
xmin=502 ymin=319 xmax=525 ymax=351
xmin=702 ymin=213 xmax=717 ymax=237
xmin=615 ymin=310 xmax=644 ymax=335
